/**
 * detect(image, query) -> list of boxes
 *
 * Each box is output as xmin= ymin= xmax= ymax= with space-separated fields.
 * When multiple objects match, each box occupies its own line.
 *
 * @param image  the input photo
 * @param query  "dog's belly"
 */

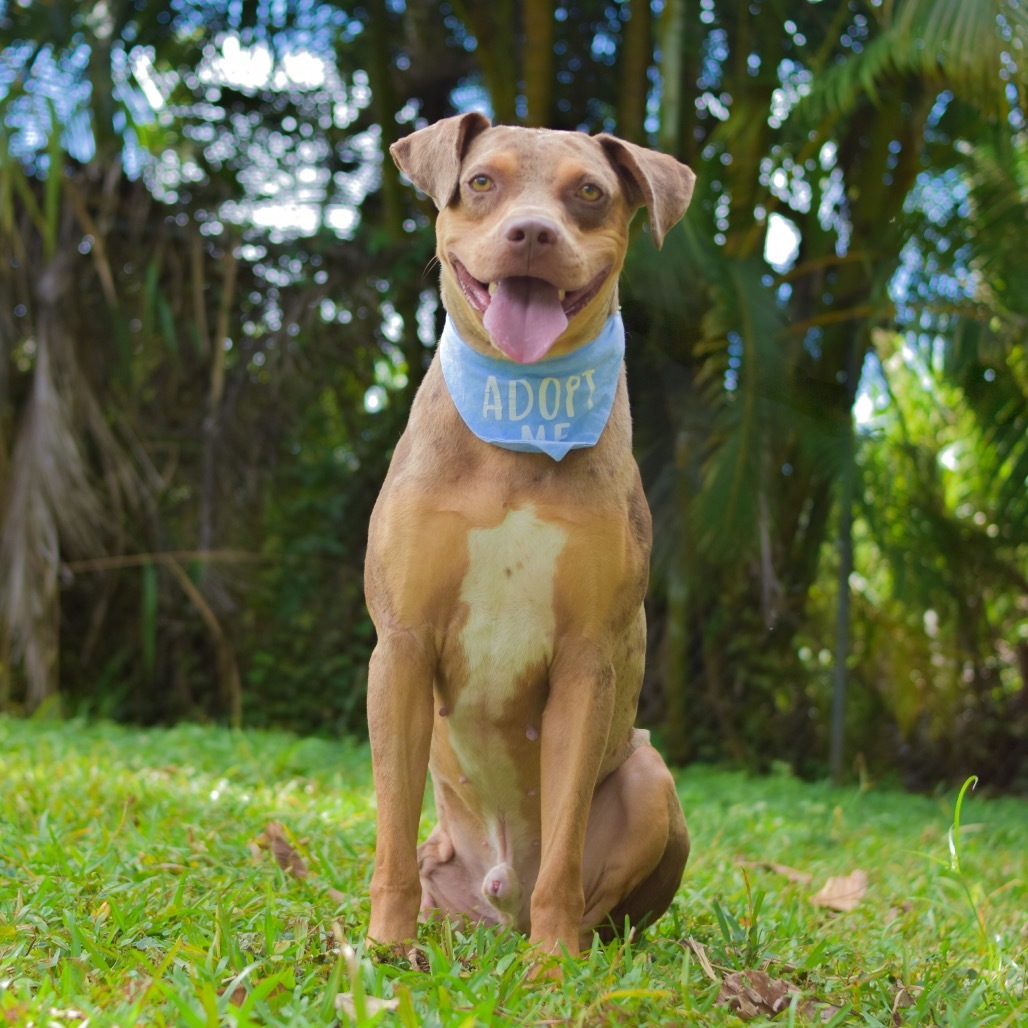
xmin=431 ymin=505 xmax=566 ymax=913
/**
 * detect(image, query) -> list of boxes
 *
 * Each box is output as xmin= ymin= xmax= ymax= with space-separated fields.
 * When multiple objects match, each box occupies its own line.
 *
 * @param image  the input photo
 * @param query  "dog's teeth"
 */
xmin=558 ymin=289 xmax=567 ymax=301
xmin=488 ymin=282 xmax=498 ymax=296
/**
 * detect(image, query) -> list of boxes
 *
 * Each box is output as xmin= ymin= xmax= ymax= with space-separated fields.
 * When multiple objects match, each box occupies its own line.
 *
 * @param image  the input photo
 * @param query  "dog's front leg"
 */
xmin=530 ymin=643 xmax=616 ymax=956
xmin=366 ymin=628 xmax=435 ymax=945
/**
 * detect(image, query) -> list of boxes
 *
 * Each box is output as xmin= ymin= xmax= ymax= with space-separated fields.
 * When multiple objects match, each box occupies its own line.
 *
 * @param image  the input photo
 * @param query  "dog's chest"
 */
xmin=455 ymin=504 xmax=566 ymax=712
xmin=433 ymin=504 xmax=565 ymax=846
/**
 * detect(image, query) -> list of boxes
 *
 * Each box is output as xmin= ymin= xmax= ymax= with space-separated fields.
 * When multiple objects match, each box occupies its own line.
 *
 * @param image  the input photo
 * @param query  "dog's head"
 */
xmin=391 ymin=114 xmax=695 ymax=363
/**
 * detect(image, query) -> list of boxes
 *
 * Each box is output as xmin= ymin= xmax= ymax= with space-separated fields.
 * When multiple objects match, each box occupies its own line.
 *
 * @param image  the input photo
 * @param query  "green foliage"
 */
xmin=1 ymin=719 xmax=1026 ymax=1024
xmin=835 ymin=335 xmax=1028 ymax=789
xmin=0 ymin=0 xmax=1024 ymax=785
xmin=241 ymin=387 xmax=395 ymax=735
xmin=796 ymin=0 xmax=1025 ymax=124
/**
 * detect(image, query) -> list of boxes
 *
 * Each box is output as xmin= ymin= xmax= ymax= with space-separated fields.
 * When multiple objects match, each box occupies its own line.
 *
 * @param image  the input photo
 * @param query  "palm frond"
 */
xmin=795 ymin=0 xmax=1021 ymax=124
xmin=963 ymin=137 xmax=1028 ymax=319
xmin=0 ymin=314 xmax=103 ymax=706
xmin=691 ymin=256 xmax=790 ymax=559
xmin=895 ymin=0 xmax=1026 ymax=114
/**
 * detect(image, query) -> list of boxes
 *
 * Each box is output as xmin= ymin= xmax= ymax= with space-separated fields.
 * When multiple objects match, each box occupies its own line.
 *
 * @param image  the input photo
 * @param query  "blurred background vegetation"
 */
xmin=0 ymin=0 xmax=1024 ymax=789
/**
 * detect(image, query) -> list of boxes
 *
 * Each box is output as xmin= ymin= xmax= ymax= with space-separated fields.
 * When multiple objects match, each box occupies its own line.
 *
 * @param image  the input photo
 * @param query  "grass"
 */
xmin=0 ymin=717 xmax=1025 ymax=1026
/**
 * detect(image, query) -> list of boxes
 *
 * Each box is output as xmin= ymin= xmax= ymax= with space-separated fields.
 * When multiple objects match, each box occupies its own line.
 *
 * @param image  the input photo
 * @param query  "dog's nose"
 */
xmin=503 ymin=217 xmax=560 ymax=250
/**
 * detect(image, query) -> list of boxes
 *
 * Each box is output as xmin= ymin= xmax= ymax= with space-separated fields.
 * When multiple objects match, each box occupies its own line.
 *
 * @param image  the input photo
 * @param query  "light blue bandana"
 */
xmin=439 ymin=314 xmax=625 ymax=461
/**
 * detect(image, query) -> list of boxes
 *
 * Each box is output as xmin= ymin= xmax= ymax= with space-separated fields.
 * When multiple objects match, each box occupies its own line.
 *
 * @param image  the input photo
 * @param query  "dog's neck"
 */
xmin=438 ymin=314 xmax=625 ymax=461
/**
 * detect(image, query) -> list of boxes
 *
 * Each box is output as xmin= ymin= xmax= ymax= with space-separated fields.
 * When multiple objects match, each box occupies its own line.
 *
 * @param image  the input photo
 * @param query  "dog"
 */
xmin=364 ymin=113 xmax=695 ymax=958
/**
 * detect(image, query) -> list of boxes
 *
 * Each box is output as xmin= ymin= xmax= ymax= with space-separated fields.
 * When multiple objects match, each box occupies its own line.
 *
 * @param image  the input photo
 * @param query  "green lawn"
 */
xmin=0 ymin=718 xmax=1025 ymax=1026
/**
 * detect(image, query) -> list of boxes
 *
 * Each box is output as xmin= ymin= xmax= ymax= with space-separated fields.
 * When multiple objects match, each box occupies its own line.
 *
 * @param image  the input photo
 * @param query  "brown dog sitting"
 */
xmin=364 ymin=113 xmax=696 ymax=957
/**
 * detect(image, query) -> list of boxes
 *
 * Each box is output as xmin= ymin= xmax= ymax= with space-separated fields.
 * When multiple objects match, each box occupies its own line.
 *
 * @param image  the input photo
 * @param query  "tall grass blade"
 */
xmin=948 ymin=774 xmax=978 ymax=874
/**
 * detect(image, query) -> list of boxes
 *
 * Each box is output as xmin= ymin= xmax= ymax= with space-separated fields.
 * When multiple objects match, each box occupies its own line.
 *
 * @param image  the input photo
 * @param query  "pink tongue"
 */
xmin=483 ymin=277 xmax=568 ymax=363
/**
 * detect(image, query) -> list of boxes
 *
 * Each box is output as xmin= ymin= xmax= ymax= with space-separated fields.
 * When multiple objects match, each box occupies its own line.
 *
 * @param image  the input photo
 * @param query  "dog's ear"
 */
xmin=597 ymin=136 xmax=696 ymax=248
xmin=390 ymin=113 xmax=492 ymax=209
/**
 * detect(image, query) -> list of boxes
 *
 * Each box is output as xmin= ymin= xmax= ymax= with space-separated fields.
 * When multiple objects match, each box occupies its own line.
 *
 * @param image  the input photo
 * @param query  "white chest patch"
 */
xmin=457 ymin=505 xmax=567 ymax=716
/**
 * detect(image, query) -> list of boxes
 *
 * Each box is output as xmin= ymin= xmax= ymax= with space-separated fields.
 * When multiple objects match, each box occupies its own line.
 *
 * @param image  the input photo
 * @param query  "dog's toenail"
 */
xmin=526 ymin=725 xmax=539 ymax=741
xmin=439 ymin=705 xmax=449 ymax=717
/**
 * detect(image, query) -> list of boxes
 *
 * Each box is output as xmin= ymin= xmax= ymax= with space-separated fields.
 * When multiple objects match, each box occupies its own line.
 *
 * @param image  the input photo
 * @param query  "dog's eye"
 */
xmin=578 ymin=183 xmax=603 ymax=201
xmin=469 ymin=174 xmax=494 ymax=193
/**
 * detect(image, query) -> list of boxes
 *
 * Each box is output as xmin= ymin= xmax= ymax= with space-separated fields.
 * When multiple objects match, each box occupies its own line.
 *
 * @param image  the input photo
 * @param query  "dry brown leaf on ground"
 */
xmin=255 ymin=820 xmax=310 ymax=878
xmin=335 ymin=993 xmax=400 ymax=1018
xmin=717 ymin=970 xmax=797 ymax=1018
xmin=252 ymin=821 xmax=346 ymax=905
xmin=892 ymin=983 xmax=924 ymax=1024
xmin=885 ymin=901 xmax=915 ymax=924
xmin=811 ymin=869 xmax=869 ymax=912
xmin=223 ymin=983 xmax=248 ymax=1006
xmin=407 ymin=945 xmax=431 ymax=972
xmin=738 ymin=860 xmax=814 ymax=885
xmin=717 ymin=970 xmax=842 ymax=1023
xmin=222 ymin=979 xmax=288 ymax=1008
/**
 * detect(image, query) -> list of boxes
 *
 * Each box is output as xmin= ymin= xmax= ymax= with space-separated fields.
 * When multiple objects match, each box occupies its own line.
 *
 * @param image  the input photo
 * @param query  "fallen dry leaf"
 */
xmin=892 ymin=983 xmax=924 ymax=1024
xmin=717 ymin=969 xmax=797 ymax=1019
xmin=811 ymin=869 xmax=869 ymax=912
xmin=407 ymin=945 xmax=431 ymax=972
xmin=717 ymin=970 xmax=842 ymax=1023
xmin=223 ymin=979 xmax=287 ymax=1008
xmin=119 ymin=974 xmax=153 ymax=1004
xmin=253 ymin=821 xmax=346 ymax=905
xmin=739 ymin=860 xmax=814 ymax=885
xmin=224 ymin=983 xmax=248 ymax=1006
xmin=256 ymin=821 xmax=310 ymax=878
xmin=335 ymin=993 xmax=400 ymax=1018
xmin=885 ymin=900 xmax=915 ymax=925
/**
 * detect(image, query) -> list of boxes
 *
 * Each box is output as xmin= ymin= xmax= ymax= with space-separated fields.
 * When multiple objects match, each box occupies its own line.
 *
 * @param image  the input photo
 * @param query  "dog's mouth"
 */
xmin=450 ymin=258 xmax=611 ymax=363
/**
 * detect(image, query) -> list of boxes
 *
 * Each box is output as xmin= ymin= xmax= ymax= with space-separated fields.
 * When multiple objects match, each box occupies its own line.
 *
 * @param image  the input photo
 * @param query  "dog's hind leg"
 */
xmin=579 ymin=739 xmax=689 ymax=946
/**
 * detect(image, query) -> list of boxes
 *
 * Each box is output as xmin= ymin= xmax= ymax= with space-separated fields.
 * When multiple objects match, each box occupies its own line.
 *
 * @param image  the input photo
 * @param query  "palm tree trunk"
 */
xmin=198 ymin=241 xmax=238 ymax=566
xmin=657 ymin=0 xmax=686 ymax=156
xmin=663 ymin=552 xmax=690 ymax=764
xmin=452 ymin=0 xmax=518 ymax=123
xmin=830 ymin=337 xmax=859 ymax=783
xmin=617 ymin=0 xmax=652 ymax=142
xmin=367 ymin=0 xmax=403 ymax=240
xmin=0 ymin=622 xmax=10 ymax=710
xmin=523 ymin=0 xmax=554 ymax=127
xmin=196 ymin=239 xmax=242 ymax=722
